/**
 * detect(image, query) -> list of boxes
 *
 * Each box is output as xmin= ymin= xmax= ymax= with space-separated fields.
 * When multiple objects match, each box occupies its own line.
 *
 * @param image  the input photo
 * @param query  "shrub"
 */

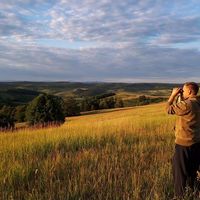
xmin=115 ymin=98 xmax=124 ymax=108
xmin=0 ymin=106 xmax=15 ymax=130
xmin=64 ymin=97 xmax=80 ymax=117
xmin=14 ymin=105 xmax=27 ymax=123
xmin=25 ymin=94 xmax=65 ymax=127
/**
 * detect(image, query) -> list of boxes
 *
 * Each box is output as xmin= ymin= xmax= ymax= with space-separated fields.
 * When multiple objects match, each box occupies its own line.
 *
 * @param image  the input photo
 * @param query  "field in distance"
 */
xmin=0 ymin=82 xmax=178 ymax=106
xmin=0 ymin=102 xmax=176 ymax=200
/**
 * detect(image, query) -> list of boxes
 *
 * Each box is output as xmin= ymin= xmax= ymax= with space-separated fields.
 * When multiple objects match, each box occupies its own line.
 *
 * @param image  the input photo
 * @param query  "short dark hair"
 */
xmin=184 ymin=82 xmax=199 ymax=95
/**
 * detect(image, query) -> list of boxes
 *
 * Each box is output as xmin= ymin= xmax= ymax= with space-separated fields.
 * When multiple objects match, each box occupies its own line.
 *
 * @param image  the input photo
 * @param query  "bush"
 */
xmin=0 ymin=106 xmax=15 ymax=130
xmin=64 ymin=97 xmax=80 ymax=117
xmin=0 ymin=113 xmax=14 ymax=130
xmin=115 ymin=98 xmax=124 ymax=108
xmin=99 ymin=99 xmax=108 ymax=109
xmin=105 ymin=97 xmax=115 ymax=108
xmin=14 ymin=105 xmax=27 ymax=123
xmin=25 ymin=94 xmax=65 ymax=127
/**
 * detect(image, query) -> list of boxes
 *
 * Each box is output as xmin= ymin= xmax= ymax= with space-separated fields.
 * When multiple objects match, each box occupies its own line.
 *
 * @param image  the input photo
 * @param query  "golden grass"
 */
xmin=0 ymin=102 xmax=177 ymax=199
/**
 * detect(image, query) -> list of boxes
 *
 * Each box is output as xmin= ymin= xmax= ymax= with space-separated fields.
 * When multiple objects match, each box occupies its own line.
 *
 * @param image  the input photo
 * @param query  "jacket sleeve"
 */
xmin=166 ymin=100 xmax=191 ymax=116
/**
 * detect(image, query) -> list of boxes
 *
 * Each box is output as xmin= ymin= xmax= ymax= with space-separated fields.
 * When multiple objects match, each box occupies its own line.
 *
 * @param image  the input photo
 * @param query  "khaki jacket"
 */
xmin=166 ymin=96 xmax=200 ymax=146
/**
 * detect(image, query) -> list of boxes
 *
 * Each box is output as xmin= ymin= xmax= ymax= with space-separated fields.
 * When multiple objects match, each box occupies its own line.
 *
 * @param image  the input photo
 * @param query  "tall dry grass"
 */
xmin=0 ymin=103 xmax=177 ymax=200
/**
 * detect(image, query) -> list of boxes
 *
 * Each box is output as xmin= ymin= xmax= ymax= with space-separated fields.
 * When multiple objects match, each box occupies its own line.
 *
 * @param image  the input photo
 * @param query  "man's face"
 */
xmin=182 ymin=85 xmax=191 ymax=99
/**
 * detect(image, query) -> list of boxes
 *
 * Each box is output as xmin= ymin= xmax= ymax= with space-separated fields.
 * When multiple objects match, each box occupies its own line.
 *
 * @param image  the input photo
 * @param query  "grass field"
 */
xmin=0 ymin=102 xmax=178 ymax=199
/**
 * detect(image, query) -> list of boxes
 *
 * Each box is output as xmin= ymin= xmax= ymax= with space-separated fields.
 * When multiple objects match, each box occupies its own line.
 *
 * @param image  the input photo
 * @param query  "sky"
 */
xmin=0 ymin=0 xmax=200 ymax=83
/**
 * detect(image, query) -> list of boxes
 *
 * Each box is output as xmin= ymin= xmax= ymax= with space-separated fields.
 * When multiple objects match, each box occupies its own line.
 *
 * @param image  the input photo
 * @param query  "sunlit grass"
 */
xmin=0 ymin=102 xmax=177 ymax=199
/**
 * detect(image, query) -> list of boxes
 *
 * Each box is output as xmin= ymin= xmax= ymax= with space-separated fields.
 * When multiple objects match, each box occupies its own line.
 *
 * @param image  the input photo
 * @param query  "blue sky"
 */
xmin=0 ymin=0 xmax=200 ymax=83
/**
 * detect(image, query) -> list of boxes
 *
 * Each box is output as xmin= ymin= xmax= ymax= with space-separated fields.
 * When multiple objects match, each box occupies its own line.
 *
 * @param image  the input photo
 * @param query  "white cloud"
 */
xmin=1 ymin=39 xmax=200 ymax=82
xmin=1 ymin=0 xmax=200 ymax=82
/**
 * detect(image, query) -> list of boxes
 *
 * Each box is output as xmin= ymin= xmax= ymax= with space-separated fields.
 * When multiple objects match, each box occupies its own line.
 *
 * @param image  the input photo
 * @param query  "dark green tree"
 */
xmin=115 ymin=97 xmax=124 ymax=108
xmin=14 ymin=105 xmax=27 ymax=122
xmin=99 ymin=99 xmax=108 ymax=109
xmin=26 ymin=94 xmax=65 ymax=126
xmin=80 ymin=97 xmax=100 ymax=111
xmin=90 ymin=97 xmax=100 ymax=110
xmin=138 ymin=95 xmax=150 ymax=105
xmin=138 ymin=95 xmax=147 ymax=102
xmin=64 ymin=97 xmax=80 ymax=116
xmin=105 ymin=97 xmax=116 ymax=108
xmin=0 ymin=106 xmax=15 ymax=130
xmin=80 ymin=99 xmax=90 ymax=112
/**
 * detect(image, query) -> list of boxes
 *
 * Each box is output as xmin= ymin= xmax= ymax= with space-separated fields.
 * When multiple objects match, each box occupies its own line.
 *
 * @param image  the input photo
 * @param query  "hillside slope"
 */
xmin=0 ymin=81 xmax=177 ymax=106
xmin=0 ymin=102 xmax=179 ymax=199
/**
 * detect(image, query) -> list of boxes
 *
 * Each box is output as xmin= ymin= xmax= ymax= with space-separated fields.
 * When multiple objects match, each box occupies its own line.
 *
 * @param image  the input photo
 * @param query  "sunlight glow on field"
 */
xmin=0 ymin=103 xmax=177 ymax=199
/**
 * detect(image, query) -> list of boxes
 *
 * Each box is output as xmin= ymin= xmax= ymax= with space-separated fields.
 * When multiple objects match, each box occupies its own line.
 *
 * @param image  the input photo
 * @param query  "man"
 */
xmin=166 ymin=82 xmax=200 ymax=198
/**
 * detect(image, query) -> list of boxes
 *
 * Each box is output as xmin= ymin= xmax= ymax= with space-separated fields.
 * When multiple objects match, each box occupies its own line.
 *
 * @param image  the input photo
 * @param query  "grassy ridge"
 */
xmin=0 ymin=103 xmax=176 ymax=199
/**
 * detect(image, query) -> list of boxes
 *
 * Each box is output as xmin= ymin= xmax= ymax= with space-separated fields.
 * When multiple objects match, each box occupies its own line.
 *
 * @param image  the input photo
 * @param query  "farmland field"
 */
xmin=0 ymin=102 xmax=177 ymax=200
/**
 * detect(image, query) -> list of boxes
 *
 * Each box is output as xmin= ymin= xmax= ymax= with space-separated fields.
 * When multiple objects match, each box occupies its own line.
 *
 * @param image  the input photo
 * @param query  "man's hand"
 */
xmin=167 ymin=87 xmax=182 ymax=105
xmin=171 ymin=88 xmax=182 ymax=97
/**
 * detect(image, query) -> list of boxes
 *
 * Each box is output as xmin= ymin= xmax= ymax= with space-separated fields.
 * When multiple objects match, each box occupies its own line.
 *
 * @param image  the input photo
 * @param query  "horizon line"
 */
xmin=0 ymin=80 xmax=186 ymax=84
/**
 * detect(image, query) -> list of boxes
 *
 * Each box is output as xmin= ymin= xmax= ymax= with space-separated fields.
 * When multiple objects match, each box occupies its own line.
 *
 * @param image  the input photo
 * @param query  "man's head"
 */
xmin=182 ymin=82 xmax=199 ymax=99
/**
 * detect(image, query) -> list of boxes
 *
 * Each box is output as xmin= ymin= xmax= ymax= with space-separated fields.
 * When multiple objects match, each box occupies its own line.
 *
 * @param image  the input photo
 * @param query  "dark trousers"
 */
xmin=172 ymin=143 xmax=200 ymax=198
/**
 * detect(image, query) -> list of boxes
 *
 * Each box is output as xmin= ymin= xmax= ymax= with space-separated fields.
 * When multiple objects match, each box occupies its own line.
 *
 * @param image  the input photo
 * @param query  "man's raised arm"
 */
xmin=166 ymin=88 xmax=190 ymax=116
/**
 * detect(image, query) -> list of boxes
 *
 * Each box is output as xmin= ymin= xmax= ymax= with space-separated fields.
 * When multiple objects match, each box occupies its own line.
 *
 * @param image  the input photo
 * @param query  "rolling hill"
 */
xmin=0 ymin=82 xmax=180 ymax=107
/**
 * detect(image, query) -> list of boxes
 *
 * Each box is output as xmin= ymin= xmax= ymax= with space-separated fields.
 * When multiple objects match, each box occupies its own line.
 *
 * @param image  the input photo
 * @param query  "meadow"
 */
xmin=0 ymin=102 xmax=178 ymax=200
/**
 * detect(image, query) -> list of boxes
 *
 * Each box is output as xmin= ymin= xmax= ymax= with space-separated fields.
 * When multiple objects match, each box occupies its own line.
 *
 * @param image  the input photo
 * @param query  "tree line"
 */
xmin=0 ymin=91 xmax=165 ymax=130
xmin=0 ymin=94 xmax=65 ymax=130
xmin=0 ymin=93 xmax=124 ymax=130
